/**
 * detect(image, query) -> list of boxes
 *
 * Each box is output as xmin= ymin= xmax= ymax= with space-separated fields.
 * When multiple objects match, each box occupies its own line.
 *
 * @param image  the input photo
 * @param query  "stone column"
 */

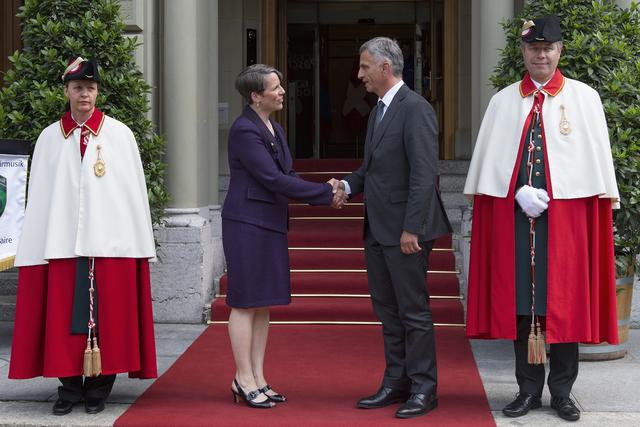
xmin=206 ymin=2 xmax=226 ymax=299
xmin=153 ymin=0 xmax=218 ymax=323
xmin=153 ymin=208 xmax=213 ymax=323
xmin=470 ymin=0 xmax=514 ymax=145
xmin=163 ymin=0 xmax=200 ymax=208
xmin=208 ymin=1 xmax=220 ymax=207
xmin=456 ymin=0 xmax=472 ymax=159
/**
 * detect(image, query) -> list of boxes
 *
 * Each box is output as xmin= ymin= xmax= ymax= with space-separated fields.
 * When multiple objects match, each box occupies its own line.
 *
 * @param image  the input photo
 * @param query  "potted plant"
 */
xmin=492 ymin=0 xmax=640 ymax=359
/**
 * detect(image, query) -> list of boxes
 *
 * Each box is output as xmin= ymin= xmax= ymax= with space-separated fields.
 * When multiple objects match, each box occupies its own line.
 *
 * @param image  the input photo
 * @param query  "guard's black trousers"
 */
xmin=514 ymin=315 xmax=578 ymax=398
xmin=58 ymin=374 xmax=117 ymax=403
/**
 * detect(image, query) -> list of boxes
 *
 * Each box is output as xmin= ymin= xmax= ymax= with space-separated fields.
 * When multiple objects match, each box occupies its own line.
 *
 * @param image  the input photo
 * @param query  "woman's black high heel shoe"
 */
xmin=231 ymin=379 xmax=274 ymax=408
xmin=259 ymin=384 xmax=287 ymax=403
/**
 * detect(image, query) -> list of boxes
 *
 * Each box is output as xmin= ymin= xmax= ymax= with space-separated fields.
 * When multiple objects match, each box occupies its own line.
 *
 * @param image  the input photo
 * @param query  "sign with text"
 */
xmin=0 ymin=153 xmax=28 ymax=271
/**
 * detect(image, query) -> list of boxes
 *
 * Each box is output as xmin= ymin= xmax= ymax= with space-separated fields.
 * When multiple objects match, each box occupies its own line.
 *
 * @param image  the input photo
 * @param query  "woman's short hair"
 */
xmin=360 ymin=37 xmax=404 ymax=77
xmin=235 ymin=64 xmax=283 ymax=104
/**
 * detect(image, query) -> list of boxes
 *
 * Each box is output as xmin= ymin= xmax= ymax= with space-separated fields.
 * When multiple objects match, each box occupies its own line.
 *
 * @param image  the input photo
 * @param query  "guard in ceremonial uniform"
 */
xmin=9 ymin=57 xmax=157 ymax=415
xmin=464 ymin=16 xmax=619 ymax=422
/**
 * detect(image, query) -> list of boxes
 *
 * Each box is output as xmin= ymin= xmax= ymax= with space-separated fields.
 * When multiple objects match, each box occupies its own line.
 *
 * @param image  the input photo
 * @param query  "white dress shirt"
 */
xmin=342 ymin=80 xmax=405 ymax=195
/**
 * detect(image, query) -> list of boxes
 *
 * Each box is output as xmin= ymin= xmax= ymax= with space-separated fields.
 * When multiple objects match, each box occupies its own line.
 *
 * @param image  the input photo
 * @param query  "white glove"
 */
xmin=515 ymin=185 xmax=550 ymax=218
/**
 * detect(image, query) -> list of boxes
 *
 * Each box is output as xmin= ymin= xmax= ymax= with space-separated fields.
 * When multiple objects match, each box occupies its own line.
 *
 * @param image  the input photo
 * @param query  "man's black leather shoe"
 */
xmin=551 ymin=396 xmax=580 ymax=421
xmin=502 ymin=393 xmax=542 ymax=417
xmin=52 ymin=399 xmax=75 ymax=415
xmin=85 ymin=398 xmax=106 ymax=414
xmin=357 ymin=386 xmax=409 ymax=409
xmin=396 ymin=393 xmax=438 ymax=419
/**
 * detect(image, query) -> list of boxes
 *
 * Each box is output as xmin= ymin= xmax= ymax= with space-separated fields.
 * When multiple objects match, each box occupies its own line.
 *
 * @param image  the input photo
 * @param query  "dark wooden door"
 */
xmin=0 ymin=0 xmax=22 ymax=86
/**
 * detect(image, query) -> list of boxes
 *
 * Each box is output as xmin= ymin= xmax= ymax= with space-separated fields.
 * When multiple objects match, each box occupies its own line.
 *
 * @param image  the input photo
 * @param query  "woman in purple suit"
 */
xmin=222 ymin=64 xmax=340 ymax=409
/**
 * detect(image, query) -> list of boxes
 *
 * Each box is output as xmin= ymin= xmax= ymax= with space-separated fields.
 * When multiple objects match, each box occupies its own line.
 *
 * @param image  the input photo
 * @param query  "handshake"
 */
xmin=327 ymin=178 xmax=348 ymax=209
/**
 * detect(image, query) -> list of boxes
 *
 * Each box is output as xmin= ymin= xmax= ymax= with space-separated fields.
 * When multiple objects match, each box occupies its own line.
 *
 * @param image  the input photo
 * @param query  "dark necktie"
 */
xmin=373 ymin=100 xmax=385 ymax=133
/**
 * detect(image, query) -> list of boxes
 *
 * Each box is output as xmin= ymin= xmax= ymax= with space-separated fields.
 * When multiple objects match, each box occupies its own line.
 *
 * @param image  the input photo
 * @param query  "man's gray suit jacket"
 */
xmin=345 ymin=84 xmax=452 ymax=245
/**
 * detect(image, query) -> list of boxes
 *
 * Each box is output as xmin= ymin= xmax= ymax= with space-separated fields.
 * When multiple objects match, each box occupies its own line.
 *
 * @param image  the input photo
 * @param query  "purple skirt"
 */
xmin=222 ymin=218 xmax=291 ymax=308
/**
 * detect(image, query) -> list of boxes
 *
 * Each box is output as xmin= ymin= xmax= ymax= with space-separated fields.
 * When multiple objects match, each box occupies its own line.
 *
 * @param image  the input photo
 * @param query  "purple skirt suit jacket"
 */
xmin=221 ymin=106 xmax=333 ymax=308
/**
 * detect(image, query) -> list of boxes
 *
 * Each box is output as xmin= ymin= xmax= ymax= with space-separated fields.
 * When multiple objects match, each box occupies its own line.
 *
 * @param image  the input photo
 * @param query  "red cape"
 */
xmin=466 ymin=72 xmax=618 ymax=345
xmin=9 ymin=258 xmax=157 ymax=379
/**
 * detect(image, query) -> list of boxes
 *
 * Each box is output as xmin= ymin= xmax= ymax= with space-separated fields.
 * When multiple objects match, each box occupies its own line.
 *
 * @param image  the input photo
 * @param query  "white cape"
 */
xmin=464 ymin=77 xmax=619 ymax=207
xmin=15 ymin=115 xmax=156 ymax=266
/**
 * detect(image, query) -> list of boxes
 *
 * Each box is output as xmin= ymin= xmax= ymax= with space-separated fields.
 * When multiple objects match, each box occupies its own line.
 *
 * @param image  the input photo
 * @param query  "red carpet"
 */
xmin=287 ymin=220 xmax=451 ymax=248
xmin=220 ymin=272 xmax=461 ymax=296
xmin=116 ymin=160 xmax=494 ymax=426
xmin=286 ymin=249 xmax=454 ymax=270
xmin=115 ymin=325 xmax=494 ymax=427
xmin=211 ymin=298 xmax=465 ymax=324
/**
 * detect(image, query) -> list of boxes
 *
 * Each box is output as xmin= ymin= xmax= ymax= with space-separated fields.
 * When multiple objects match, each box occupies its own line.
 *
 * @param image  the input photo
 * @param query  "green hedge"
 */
xmin=492 ymin=0 xmax=640 ymax=275
xmin=0 ymin=0 xmax=169 ymax=225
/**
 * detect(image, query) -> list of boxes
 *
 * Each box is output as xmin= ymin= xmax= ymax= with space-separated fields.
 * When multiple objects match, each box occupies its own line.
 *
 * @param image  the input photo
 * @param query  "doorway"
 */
xmin=283 ymin=0 xmax=453 ymax=159
xmin=0 ymin=0 xmax=22 ymax=84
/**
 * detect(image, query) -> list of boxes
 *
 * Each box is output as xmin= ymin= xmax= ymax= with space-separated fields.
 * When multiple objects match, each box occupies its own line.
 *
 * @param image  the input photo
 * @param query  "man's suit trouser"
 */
xmin=514 ymin=316 xmax=578 ymax=398
xmin=364 ymin=229 xmax=436 ymax=395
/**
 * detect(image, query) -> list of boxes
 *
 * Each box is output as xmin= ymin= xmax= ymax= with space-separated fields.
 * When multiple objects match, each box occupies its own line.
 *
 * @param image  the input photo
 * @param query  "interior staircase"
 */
xmin=209 ymin=159 xmax=467 ymax=327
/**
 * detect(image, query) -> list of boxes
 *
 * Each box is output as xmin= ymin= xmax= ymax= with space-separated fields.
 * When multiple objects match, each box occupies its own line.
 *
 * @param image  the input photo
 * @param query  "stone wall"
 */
xmin=150 ymin=207 xmax=225 ymax=323
xmin=458 ymin=207 xmax=472 ymax=306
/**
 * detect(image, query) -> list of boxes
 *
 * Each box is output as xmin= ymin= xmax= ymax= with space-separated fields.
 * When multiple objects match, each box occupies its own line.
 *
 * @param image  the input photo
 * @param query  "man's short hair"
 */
xmin=360 ymin=37 xmax=404 ymax=77
xmin=235 ymin=64 xmax=283 ymax=104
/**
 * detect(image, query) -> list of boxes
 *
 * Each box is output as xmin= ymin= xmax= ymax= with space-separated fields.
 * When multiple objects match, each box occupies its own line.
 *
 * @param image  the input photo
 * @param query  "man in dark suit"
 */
xmin=333 ymin=37 xmax=452 ymax=419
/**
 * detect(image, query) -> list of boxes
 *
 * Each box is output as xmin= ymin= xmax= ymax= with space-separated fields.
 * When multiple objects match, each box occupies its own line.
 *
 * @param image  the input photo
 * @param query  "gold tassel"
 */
xmin=91 ymin=337 xmax=102 ymax=377
xmin=0 ymin=255 xmax=15 ymax=273
xmin=535 ymin=321 xmax=547 ymax=364
xmin=527 ymin=323 xmax=537 ymax=364
xmin=83 ymin=338 xmax=93 ymax=377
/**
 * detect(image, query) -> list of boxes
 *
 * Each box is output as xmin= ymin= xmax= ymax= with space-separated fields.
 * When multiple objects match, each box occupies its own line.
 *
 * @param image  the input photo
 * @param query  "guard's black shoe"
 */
xmin=85 ymin=397 xmax=106 ymax=414
xmin=396 ymin=393 xmax=438 ymax=418
xmin=551 ymin=396 xmax=580 ymax=421
xmin=52 ymin=399 xmax=74 ymax=415
xmin=357 ymin=386 xmax=409 ymax=409
xmin=502 ymin=393 xmax=542 ymax=417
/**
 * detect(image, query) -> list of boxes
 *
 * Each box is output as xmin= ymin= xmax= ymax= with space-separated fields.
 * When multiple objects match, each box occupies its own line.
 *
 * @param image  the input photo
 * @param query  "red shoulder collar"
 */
xmin=519 ymin=69 xmax=565 ymax=98
xmin=59 ymin=108 xmax=105 ymax=139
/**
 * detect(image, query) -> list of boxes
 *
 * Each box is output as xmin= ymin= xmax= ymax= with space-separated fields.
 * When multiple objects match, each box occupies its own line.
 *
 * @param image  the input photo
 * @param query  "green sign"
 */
xmin=0 ymin=175 xmax=6 ymax=218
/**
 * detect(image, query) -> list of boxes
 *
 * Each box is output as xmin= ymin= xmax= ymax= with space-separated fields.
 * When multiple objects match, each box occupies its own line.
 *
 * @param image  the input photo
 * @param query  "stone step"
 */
xmin=446 ymin=207 xmax=462 ymax=225
xmin=0 ymin=269 xmax=18 ymax=296
xmin=449 ymin=222 xmax=462 ymax=235
xmin=441 ymin=192 xmax=471 ymax=209
xmin=0 ymin=295 xmax=16 ymax=321
xmin=438 ymin=160 xmax=470 ymax=175
xmin=439 ymin=174 xmax=466 ymax=193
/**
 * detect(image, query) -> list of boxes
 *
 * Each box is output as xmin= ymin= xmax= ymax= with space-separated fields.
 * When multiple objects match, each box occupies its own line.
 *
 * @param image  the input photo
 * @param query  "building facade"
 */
xmin=141 ymin=0 xmax=521 ymax=322
xmin=1 ymin=0 xmax=637 ymax=324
